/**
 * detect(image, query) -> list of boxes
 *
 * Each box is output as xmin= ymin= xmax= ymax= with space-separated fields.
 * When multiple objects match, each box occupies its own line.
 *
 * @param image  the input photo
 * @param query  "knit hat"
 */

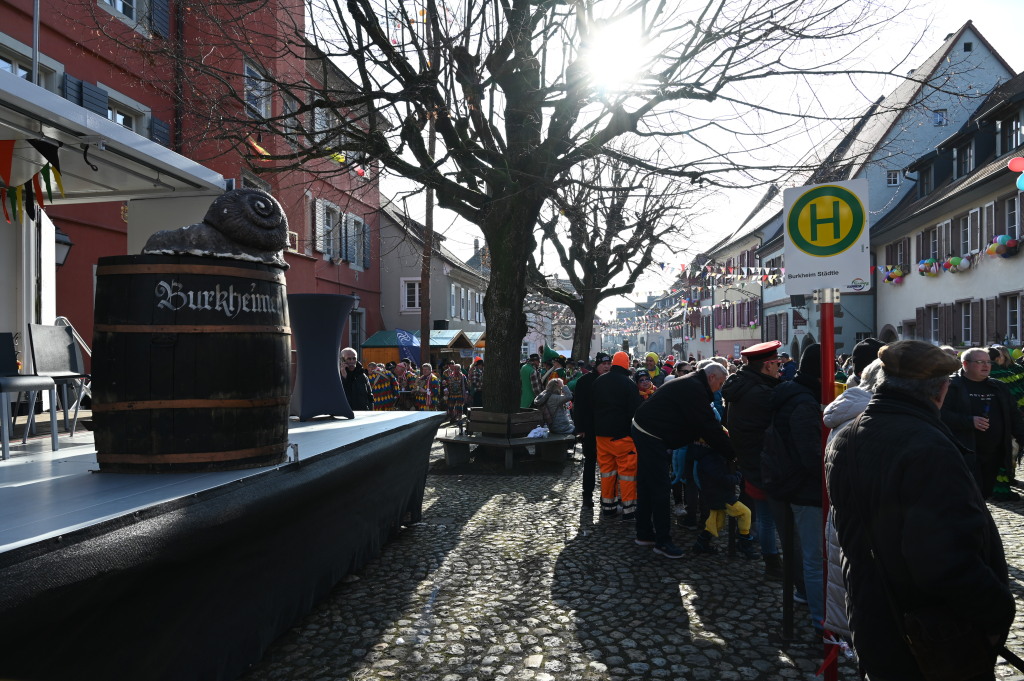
xmin=635 ymin=369 xmax=651 ymax=381
xmin=797 ymin=344 xmax=821 ymax=381
xmin=594 ymin=352 xmax=612 ymax=364
xmin=851 ymin=338 xmax=884 ymax=377
xmin=645 ymin=352 xmax=660 ymax=362
xmin=612 ymin=351 xmax=630 ymax=369
xmin=878 ymin=340 xmax=960 ymax=380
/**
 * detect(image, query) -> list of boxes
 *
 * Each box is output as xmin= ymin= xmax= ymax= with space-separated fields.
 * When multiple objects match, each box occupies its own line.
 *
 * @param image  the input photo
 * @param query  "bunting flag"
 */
xmin=27 ymin=139 xmax=62 ymax=174
xmin=22 ymin=180 xmax=35 ymax=222
xmin=1 ymin=188 xmax=8 ymax=223
xmin=246 ymin=136 xmax=271 ymax=159
xmin=31 ymin=173 xmax=44 ymax=211
xmin=0 ymin=140 xmax=14 ymax=187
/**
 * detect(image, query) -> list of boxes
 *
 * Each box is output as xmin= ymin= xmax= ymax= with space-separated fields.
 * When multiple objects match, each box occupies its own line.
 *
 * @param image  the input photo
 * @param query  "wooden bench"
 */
xmin=437 ymin=432 xmax=577 ymax=469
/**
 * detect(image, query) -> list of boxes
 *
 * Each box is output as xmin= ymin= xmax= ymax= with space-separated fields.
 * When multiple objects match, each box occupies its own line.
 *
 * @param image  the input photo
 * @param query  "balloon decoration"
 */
xmin=943 ymin=254 xmax=973 ymax=273
xmin=985 ymin=234 xmax=1020 ymax=258
xmin=917 ymin=258 xmax=941 ymax=277
xmin=1013 ymin=348 xmax=1024 ymax=360
xmin=1009 ymin=157 xmax=1024 ymax=191
xmin=882 ymin=265 xmax=906 ymax=284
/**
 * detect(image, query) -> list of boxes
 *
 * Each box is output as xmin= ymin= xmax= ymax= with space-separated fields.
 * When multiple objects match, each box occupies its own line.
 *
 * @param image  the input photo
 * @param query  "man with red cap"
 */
xmin=721 ymin=340 xmax=784 ymax=575
xmin=592 ymin=351 xmax=643 ymax=520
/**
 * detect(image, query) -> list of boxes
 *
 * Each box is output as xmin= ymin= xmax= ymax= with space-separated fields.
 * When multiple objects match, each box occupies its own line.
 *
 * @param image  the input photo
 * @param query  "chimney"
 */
xmin=474 ymin=238 xmax=479 ymax=254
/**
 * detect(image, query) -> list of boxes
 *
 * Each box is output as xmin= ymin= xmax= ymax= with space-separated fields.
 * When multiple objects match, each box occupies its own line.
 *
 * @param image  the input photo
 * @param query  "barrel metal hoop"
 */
xmin=95 ymin=264 xmax=286 ymax=284
xmin=94 ymin=324 xmax=291 ymax=334
xmin=93 ymin=396 xmax=291 ymax=412
xmin=97 ymin=443 xmax=287 ymax=464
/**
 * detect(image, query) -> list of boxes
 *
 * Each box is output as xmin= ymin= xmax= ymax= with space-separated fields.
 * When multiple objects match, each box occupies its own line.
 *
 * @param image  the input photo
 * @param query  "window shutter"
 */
xmin=985 ymin=298 xmax=998 ymax=343
xmin=884 ymin=244 xmax=893 ymax=265
xmin=970 ymin=209 xmax=981 ymax=252
xmin=996 ymin=296 xmax=1008 ymax=339
xmin=984 ymin=202 xmax=996 ymax=246
xmin=767 ymin=314 xmax=777 ymax=340
xmin=362 ymin=220 xmax=371 ymax=269
xmin=62 ymin=73 xmax=83 ymax=105
xmin=313 ymin=199 xmax=325 ymax=253
xmin=342 ymin=214 xmax=354 ymax=261
xmin=780 ymin=313 xmax=788 ymax=344
xmin=346 ymin=215 xmax=358 ymax=262
xmin=971 ymin=300 xmax=983 ymax=344
xmin=940 ymin=303 xmax=955 ymax=344
xmin=938 ymin=222 xmax=947 ymax=258
xmin=80 ymin=81 xmax=109 ymax=116
xmin=916 ymin=307 xmax=926 ymax=340
xmin=149 ymin=116 xmax=170 ymax=146
xmin=450 ymin=283 xmax=456 ymax=317
xmin=915 ymin=233 xmax=923 ymax=262
xmin=150 ymin=0 xmax=170 ymax=37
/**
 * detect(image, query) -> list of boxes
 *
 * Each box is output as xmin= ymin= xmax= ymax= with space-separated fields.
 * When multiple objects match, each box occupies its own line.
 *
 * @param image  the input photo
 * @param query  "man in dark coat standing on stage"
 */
xmin=631 ymin=362 xmax=734 ymax=559
xmin=827 ymin=340 xmax=1014 ymax=680
xmin=572 ymin=352 xmax=612 ymax=509
xmin=721 ymin=340 xmax=783 ymax=578
xmin=941 ymin=347 xmax=1024 ymax=500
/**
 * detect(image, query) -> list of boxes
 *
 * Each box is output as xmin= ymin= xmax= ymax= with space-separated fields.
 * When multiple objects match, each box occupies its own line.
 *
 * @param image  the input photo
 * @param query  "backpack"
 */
xmin=760 ymin=390 xmax=813 ymax=502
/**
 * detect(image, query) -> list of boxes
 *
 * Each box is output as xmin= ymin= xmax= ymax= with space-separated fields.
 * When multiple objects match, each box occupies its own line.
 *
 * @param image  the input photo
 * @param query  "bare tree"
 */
xmin=528 ymin=153 xmax=702 ymax=361
xmin=77 ymin=0 xmax=914 ymax=412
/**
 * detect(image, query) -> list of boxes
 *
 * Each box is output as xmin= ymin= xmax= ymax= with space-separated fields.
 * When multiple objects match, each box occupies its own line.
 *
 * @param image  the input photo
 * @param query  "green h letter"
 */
xmin=809 ymin=201 xmax=841 ymax=241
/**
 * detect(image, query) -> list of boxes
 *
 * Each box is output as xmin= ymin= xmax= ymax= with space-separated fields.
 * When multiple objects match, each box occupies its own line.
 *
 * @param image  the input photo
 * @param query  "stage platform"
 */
xmin=0 ymin=410 xmax=443 ymax=681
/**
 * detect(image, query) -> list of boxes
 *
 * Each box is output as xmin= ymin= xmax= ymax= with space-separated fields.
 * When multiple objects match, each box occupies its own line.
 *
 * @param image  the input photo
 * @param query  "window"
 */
xmin=244 ymin=61 xmax=271 ymax=119
xmin=930 ymin=307 xmax=939 ymax=343
xmin=933 ymin=109 xmax=947 ymax=127
xmin=1008 ymin=295 xmax=1020 ymax=344
xmin=401 ymin=278 xmax=422 ymax=312
xmin=886 ymin=170 xmax=899 ymax=187
xmin=450 ymin=284 xmax=457 ymax=317
xmin=961 ymin=302 xmax=973 ymax=345
xmin=323 ymin=204 xmax=342 ymax=260
xmin=1000 ymin=112 xmax=1022 ymax=155
xmin=0 ymin=48 xmax=57 ymax=91
xmin=102 ymin=0 xmax=135 ymax=20
xmin=1007 ymin=196 xmax=1019 ymax=240
xmin=964 ymin=41 xmax=973 ymax=52
xmin=918 ymin=165 xmax=933 ymax=197
xmin=349 ymin=310 xmax=364 ymax=352
xmin=107 ymin=103 xmax=136 ymax=131
xmin=282 ymin=95 xmax=303 ymax=148
xmin=242 ymin=172 xmax=271 ymax=192
xmin=460 ymin=288 xmax=466 ymax=319
xmin=476 ymin=291 xmax=483 ymax=322
xmin=955 ymin=141 xmax=974 ymax=178
xmin=958 ymin=211 xmax=981 ymax=254
xmin=921 ymin=225 xmax=940 ymax=260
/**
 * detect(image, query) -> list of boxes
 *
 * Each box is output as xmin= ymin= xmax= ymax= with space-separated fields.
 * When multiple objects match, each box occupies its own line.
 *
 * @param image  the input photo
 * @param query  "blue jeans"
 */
xmin=755 ymin=498 xmax=778 ymax=555
xmin=791 ymin=503 xmax=824 ymax=631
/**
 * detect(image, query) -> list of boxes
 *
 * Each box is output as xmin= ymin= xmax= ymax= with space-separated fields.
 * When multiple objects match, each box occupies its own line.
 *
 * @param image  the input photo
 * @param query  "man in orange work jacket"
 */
xmin=592 ymin=351 xmax=643 ymax=520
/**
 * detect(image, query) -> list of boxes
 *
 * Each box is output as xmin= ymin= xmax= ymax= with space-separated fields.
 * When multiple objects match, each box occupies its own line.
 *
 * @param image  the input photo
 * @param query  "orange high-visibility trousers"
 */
xmin=596 ymin=435 xmax=638 ymax=515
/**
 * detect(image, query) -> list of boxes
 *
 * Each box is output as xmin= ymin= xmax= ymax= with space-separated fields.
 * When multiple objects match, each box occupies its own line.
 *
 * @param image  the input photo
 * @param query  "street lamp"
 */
xmin=55 ymin=227 xmax=73 ymax=266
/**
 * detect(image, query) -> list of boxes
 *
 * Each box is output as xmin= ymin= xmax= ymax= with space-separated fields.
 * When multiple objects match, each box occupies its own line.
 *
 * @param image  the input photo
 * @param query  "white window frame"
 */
xmin=1008 ymin=295 xmax=1020 ymax=344
xmin=450 ymin=284 xmax=457 ymax=317
xmin=955 ymin=141 xmax=975 ymax=178
xmin=1000 ymin=111 xmax=1022 ymax=156
xmin=400 ymin=277 xmax=422 ymax=312
xmin=923 ymin=226 xmax=939 ymax=260
xmin=0 ymin=38 xmax=62 ymax=92
xmin=933 ymin=109 xmax=947 ymax=127
xmin=930 ymin=307 xmax=939 ymax=343
xmin=961 ymin=303 xmax=972 ymax=345
xmin=1007 ymin=195 xmax=1020 ymax=240
xmin=244 ymin=60 xmax=272 ymax=119
xmin=886 ymin=170 xmax=899 ymax=187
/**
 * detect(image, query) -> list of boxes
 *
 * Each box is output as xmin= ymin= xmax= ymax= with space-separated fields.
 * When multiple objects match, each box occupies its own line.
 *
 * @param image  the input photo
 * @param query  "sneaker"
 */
xmin=672 ymin=504 xmax=687 ymax=516
xmin=793 ymin=591 xmax=808 ymax=605
xmin=621 ymin=512 xmax=636 ymax=521
xmin=635 ymin=538 xmax=656 ymax=547
xmin=653 ymin=542 xmax=684 ymax=559
xmin=601 ymin=507 xmax=618 ymax=518
xmin=582 ymin=497 xmax=594 ymax=508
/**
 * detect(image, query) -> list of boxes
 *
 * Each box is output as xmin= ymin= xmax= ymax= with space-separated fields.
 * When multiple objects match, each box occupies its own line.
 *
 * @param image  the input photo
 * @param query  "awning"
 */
xmin=0 ymin=69 xmax=224 ymax=204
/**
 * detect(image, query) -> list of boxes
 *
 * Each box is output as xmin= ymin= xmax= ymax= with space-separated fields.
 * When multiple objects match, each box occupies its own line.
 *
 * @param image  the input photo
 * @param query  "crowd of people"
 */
xmin=519 ymin=340 xmax=1024 ymax=681
xmin=336 ymin=338 xmax=1024 ymax=679
xmin=338 ymin=347 xmax=485 ymax=423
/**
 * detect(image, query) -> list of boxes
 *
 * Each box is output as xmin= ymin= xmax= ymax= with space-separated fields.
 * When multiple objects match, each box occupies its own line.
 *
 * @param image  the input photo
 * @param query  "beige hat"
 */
xmin=877 ymin=340 xmax=961 ymax=380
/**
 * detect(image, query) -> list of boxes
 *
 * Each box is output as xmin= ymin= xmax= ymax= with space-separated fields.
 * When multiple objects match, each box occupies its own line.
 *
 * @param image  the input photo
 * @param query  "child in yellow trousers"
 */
xmin=684 ymin=442 xmax=758 ymax=557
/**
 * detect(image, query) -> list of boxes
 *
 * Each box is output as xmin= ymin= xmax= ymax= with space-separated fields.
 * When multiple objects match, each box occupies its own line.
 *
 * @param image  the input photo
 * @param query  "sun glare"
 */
xmin=581 ymin=21 xmax=650 ymax=93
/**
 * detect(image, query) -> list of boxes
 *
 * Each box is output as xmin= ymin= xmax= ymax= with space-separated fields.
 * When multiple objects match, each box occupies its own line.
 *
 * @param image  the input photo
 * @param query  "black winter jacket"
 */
xmin=763 ymin=375 xmax=821 ymax=506
xmin=940 ymin=371 xmax=1024 ymax=472
xmin=633 ymin=369 xmax=734 ymax=456
xmin=721 ymin=366 xmax=780 ymax=488
xmin=341 ymin=363 xmax=374 ymax=411
xmin=826 ymin=385 xmax=1013 ymax=680
xmin=571 ymin=370 xmax=599 ymax=436
xmin=592 ymin=366 xmax=642 ymax=438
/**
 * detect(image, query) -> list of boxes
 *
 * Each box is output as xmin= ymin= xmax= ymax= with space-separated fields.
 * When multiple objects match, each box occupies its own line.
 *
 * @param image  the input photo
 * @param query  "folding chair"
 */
xmin=0 ymin=332 xmax=59 ymax=460
xmin=27 ymin=324 xmax=89 ymax=436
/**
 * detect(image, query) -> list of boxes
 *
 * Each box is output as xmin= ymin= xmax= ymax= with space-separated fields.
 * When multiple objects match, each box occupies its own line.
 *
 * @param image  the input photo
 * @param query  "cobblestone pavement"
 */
xmin=241 ymin=438 xmax=1024 ymax=681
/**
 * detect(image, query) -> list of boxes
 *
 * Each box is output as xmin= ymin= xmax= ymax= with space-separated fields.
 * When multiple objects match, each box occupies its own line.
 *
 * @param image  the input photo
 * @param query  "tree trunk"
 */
xmin=481 ymin=194 xmax=541 ymax=413
xmin=571 ymin=300 xmax=596 ymax=362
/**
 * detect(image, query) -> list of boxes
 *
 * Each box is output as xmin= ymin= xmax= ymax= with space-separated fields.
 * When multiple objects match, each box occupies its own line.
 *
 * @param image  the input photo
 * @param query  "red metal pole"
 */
xmin=819 ymin=292 xmax=838 ymax=681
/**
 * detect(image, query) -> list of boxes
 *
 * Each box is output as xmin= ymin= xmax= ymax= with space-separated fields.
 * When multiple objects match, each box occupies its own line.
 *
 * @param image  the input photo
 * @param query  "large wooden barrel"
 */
xmin=92 ymin=254 xmax=291 ymax=472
